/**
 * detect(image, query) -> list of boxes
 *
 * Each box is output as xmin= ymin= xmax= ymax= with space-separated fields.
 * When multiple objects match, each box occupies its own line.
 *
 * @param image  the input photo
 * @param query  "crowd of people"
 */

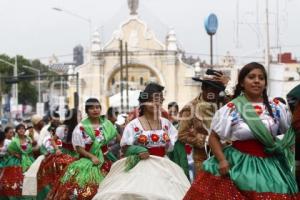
xmin=0 ymin=62 xmax=300 ymax=200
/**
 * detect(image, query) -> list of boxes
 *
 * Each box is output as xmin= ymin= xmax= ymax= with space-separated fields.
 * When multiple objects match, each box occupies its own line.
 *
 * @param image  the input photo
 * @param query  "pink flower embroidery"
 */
xmin=21 ymin=144 xmax=27 ymax=150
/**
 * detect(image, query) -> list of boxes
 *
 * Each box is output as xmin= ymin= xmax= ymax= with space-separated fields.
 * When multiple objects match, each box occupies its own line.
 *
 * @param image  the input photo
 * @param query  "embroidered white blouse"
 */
xmin=72 ymin=122 xmax=105 ymax=148
xmin=120 ymin=117 xmax=178 ymax=152
xmin=0 ymin=139 xmax=11 ymax=157
xmin=210 ymin=99 xmax=291 ymax=141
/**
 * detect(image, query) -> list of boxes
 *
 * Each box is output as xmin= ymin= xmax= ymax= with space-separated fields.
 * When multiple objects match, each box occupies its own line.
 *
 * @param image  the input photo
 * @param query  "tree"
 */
xmin=0 ymin=54 xmax=57 ymax=107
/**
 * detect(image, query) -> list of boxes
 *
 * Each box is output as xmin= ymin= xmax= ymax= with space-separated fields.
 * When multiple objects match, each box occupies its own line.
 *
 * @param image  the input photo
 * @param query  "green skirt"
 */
xmin=183 ymin=146 xmax=299 ymax=200
xmin=203 ymin=146 xmax=298 ymax=194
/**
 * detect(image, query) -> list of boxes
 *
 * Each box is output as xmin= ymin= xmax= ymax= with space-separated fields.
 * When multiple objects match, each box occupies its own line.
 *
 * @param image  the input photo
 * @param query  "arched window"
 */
xmin=131 ymin=76 xmax=135 ymax=82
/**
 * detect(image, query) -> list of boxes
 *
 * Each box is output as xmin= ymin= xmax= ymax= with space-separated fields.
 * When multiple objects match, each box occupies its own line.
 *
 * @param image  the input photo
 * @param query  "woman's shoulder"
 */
xmin=125 ymin=118 xmax=140 ymax=129
xmin=269 ymin=98 xmax=286 ymax=107
xmin=160 ymin=117 xmax=172 ymax=126
xmin=267 ymin=98 xmax=289 ymax=112
xmin=218 ymin=101 xmax=237 ymax=114
xmin=4 ymin=139 xmax=12 ymax=146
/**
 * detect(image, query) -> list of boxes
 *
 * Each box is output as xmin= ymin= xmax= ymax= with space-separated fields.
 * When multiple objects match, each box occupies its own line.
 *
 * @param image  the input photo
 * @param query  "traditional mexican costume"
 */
xmin=93 ymin=117 xmax=190 ymax=200
xmin=46 ymin=116 xmax=117 ymax=200
xmin=184 ymin=95 xmax=299 ymax=199
xmin=0 ymin=136 xmax=34 ymax=199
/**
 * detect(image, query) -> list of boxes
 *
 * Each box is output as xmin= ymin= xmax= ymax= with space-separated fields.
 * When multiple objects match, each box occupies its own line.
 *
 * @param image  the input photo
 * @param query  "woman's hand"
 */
xmin=218 ymin=159 xmax=230 ymax=176
xmin=91 ymin=155 xmax=100 ymax=165
xmin=213 ymin=73 xmax=230 ymax=85
xmin=55 ymin=149 xmax=62 ymax=155
xmin=32 ymin=140 xmax=37 ymax=146
xmin=13 ymin=153 xmax=21 ymax=159
xmin=139 ymin=152 xmax=150 ymax=160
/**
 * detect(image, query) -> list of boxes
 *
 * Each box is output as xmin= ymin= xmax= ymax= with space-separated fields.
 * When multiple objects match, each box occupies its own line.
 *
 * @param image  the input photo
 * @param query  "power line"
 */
xmin=29 ymin=53 xmax=73 ymax=60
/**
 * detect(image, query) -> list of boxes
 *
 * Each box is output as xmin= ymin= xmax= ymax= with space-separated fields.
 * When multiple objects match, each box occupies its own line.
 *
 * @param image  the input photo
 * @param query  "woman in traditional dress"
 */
xmin=93 ymin=83 xmax=190 ymax=200
xmin=46 ymin=98 xmax=117 ymax=200
xmin=293 ymin=102 xmax=300 ymax=186
xmin=22 ymin=109 xmax=79 ymax=199
xmin=0 ymin=130 xmax=11 ymax=167
xmin=34 ymin=120 xmax=77 ymax=199
xmin=4 ymin=126 xmax=14 ymax=140
xmin=184 ymin=62 xmax=299 ymax=199
xmin=0 ymin=123 xmax=35 ymax=199
xmin=55 ymin=108 xmax=81 ymax=158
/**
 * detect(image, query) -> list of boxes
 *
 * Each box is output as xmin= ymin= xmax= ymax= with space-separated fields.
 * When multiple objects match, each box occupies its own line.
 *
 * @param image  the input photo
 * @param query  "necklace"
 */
xmin=144 ymin=117 xmax=161 ymax=130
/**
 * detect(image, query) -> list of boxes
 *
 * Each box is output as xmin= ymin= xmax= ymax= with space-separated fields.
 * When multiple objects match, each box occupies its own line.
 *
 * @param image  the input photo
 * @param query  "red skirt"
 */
xmin=183 ymin=167 xmax=300 ymax=200
xmin=37 ymin=153 xmax=76 ymax=192
xmin=0 ymin=166 xmax=24 ymax=197
xmin=46 ymin=159 xmax=112 ymax=200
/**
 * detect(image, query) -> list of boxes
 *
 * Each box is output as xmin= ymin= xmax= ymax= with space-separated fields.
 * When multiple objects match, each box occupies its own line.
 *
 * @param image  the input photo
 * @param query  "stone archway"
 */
xmin=103 ymin=63 xmax=165 ymax=110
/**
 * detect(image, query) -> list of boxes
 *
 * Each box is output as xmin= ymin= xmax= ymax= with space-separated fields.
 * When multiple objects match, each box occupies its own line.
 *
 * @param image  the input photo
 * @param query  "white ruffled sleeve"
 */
xmin=210 ymin=104 xmax=234 ymax=141
xmin=120 ymin=121 xmax=135 ymax=147
xmin=275 ymin=102 xmax=292 ymax=134
xmin=42 ymin=135 xmax=53 ymax=152
xmin=72 ymin=124 xmax=85 ymax=148
xmin=164 ymin=119 xmax=178 ymax=152
xmin=55 ymin=126 xmax=65 ymax=140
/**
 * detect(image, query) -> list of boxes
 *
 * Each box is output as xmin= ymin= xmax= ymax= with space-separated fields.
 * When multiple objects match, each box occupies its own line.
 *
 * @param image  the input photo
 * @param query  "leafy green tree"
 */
xmin=0 ymin=54 xmax=57 ymax=107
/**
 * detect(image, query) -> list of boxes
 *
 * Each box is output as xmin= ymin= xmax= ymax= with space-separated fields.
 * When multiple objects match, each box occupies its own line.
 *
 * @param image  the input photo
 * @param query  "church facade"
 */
xmin=68 ymin=4 xmax=200 ymax=112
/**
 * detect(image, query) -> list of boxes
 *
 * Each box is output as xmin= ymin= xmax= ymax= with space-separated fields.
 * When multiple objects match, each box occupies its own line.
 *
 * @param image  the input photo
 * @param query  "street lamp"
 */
xmin=0 ymin=57 xmax=18 ymax=118
xmin=52 ymin=7 xmax=92 ymax=63
xmin=23 ymin=65 xmax=41 ymax=103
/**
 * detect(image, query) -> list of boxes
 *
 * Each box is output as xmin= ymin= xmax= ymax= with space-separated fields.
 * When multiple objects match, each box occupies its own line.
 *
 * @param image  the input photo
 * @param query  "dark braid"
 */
xmin=233 ymin=84 xmax=243 ymax=99
xmin=64 ymin=109 xmax=78 ymax=143
xmin=139 ymin=105 xmax=145 ymax=117
xmin=262 ymin=89 xmax=275 ymax=119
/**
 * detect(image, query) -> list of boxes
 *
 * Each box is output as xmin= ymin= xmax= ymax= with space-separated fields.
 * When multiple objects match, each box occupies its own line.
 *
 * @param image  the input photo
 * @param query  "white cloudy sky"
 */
xmin=0 ymin=0 xmax=299 ymax=65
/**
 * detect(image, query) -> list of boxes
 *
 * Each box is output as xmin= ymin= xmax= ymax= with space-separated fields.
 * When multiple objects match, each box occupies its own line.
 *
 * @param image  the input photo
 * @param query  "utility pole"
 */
xmin=125 ymin=42 xmax=129 ymax=112
xmin=265 ymin=0 xmax=271 ymax=92
xmin=23 ymin=65 xmax=41 ymax=103
xmin=0 ymin=56 xmax=18 ymax=122
xmin=76 ymin=72 xmax=79 ymax=110
xmin=14 ymin=57 xmax=18 ymax=117
xmin=119 ymin=40 xmax=124 ymax=112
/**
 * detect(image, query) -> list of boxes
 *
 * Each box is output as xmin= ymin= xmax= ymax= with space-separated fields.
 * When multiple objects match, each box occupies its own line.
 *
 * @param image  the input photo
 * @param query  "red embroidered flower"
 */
xmin=80 ymin=126 xmax=84 ymax=131
xmin=21 ymin=144 xmax=27 ymax=150
xmin=138 ymin=135 xmax=148 ymax=144
xmin=227 ymin=102 xmax=234 ymax=108
xmin=151 ymin=134 xmax=160 ymax=142
xmin=162 ymin=133 xmax=170 ymax=142
xmin=95 ymin=130 xmax=100 ymax=137
xmin=273 ymin=98 xmax=279 ymax=105
xmin=56 ymin=140 xmax=62 ymax=146
xmin=101 ymin=161 xmax=112 ymax=173
xmin=254 ymin=105 xmax=263 ymax=115
xmin=134 ymin=127 xmax=140 ymax=132
xmin=164 ymin=125 xmax=169 ymax=130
